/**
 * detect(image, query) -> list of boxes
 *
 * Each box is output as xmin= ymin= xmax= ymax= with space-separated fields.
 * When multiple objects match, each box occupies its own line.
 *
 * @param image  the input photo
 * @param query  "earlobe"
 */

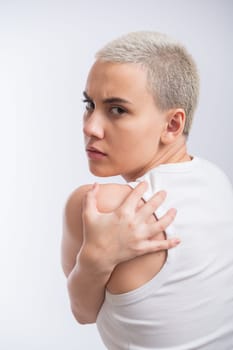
xmin=161 ymin=109 xmax=186 ymax=144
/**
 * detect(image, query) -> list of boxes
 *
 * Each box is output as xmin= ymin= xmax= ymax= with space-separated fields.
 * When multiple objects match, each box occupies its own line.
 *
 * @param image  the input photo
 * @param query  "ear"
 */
xmin=161 ymin=109 xmax=186 ymax=145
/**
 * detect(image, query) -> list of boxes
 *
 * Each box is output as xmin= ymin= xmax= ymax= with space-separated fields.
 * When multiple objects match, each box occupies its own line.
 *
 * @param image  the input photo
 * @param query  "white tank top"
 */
xmin=96 ymin=157 xmax=233 ymax=349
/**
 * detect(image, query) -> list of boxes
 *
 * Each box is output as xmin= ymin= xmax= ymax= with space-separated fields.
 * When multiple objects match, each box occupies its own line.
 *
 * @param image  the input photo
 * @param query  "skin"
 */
xmin=83 ymin=60 xmax=191 ymax=181
xmin=61 ymin=60 xmax=191 ymax=323
xmin=62 ymin=182 xmax=179 ymax=324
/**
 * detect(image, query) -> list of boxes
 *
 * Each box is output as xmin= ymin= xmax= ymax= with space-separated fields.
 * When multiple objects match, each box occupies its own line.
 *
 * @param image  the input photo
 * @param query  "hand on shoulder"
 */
xmin=62 ymin=181 xmax=179 ymax=283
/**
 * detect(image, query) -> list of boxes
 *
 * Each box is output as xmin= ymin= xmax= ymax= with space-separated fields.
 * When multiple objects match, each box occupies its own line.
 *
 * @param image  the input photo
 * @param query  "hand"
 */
xmin=81 ymin=181 xmax=180 ymax=272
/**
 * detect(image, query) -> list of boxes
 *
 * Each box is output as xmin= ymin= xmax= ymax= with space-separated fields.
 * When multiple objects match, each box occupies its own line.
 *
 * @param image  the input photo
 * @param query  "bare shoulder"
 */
xmin=62 ymin=182 xmax=166 ymax=294
xmin=61 ymin=183 xmax=131 ymax=277
xmin=95 ymin=183 xmax=133 ymax=212
xmin=64 ymin=182 xmax=131 ymax=216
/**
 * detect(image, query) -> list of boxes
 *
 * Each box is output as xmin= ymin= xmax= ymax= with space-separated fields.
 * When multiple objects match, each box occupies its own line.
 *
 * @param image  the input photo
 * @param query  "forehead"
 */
xmin=85 ymin=60 xmax=151 ymax=101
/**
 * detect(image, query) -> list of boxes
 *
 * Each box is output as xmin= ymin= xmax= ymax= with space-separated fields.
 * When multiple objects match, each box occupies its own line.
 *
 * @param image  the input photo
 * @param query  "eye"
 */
xmin=110 ymin=106 xmax=126 ymax=116
xmin=82 ymin=99 xmax=95 ymax=112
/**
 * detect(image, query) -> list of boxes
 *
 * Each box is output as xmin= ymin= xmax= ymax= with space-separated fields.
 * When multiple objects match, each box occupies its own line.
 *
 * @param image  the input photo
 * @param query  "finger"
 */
xmin=141 ymin=237 xmax=181 ymax=254
xmin=121 ymin=181 xmax=148 ymax=212
xmin=137 ymin=190 xmax=167 ymax=220
xmin=148 ymin=208 xmax=177 ymax=238
xmin=82 ymin=183 xmax=99 ymax=220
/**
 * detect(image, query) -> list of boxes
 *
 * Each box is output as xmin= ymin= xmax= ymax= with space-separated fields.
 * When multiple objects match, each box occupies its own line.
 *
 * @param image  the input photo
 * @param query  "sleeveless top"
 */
xmin=96 ymin=157 xmax=233 ymax=349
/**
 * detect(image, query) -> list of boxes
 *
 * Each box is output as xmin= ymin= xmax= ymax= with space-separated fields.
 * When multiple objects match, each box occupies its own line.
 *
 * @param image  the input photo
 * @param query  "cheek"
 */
xmin=110 ymin=134 xmax=141 ymax=160
xmin=115 ymin=129 xmax=158 ymax=165
xmin=118 ymin=125 xmax=159 ymax=150
xmin=108 ymin=115 xmax=162 ymax=158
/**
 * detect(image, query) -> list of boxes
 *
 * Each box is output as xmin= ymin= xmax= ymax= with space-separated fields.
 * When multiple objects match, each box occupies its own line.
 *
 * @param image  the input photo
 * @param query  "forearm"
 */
xmin=67 ymin=248 xmax=113 ymax=324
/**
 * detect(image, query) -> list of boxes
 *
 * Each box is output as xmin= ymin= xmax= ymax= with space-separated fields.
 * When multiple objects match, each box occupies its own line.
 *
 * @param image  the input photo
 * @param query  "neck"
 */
xmin=123 ymin=136 xmax=191 ymax=182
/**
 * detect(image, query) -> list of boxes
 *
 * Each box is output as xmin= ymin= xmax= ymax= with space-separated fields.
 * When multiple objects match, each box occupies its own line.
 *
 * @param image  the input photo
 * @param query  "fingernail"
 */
xmin=170 ymin=208 xmax=177 ymax=216
xmin=173 ymin=238 xmax=181 ymax=244
xmin=158 ymin=190 xmax=166 ymax=197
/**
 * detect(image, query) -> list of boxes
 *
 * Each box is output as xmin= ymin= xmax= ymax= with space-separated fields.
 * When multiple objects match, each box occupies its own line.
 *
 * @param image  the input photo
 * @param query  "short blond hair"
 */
xmin=96 ymin=31 xmax=199 ymax=136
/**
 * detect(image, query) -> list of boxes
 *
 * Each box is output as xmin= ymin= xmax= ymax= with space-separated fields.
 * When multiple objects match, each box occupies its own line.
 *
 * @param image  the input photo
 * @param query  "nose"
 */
xmin=83 ymin=112 xmax=105 ymax=139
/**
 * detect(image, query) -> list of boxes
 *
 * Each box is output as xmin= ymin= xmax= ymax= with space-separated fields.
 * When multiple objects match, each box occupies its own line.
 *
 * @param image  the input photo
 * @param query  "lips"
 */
xmin=86 ymin=146 xmax=107 ymax=160
xmin=86 ymin=146 xmax=107 ymax=154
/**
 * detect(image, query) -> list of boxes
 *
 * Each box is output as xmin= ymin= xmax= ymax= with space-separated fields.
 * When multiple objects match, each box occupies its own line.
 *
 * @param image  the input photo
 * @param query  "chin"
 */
xmin=88 ymin=165 xmax=120 ymax=178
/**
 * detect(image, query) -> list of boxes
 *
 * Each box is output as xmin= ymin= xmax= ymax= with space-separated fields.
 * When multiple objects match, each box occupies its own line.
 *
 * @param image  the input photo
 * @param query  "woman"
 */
xmin=61 ymin=31 xmax=233 ymax=349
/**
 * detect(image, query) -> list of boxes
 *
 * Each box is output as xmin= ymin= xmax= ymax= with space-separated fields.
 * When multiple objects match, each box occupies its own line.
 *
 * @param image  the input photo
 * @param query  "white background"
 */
xmin=1 ymin=0 xmax=232 ymax=349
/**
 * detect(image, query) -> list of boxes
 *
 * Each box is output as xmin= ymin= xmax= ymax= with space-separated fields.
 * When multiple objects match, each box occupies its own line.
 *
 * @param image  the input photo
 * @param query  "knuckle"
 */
xmin=158 ymin=243 xmax=167 ymax=251
xmin=157 ymin=220 xmax=166 ymax=232
xmin=133 ymin=244 xmax=145 ymax=256
xmin=128 ymin=220 xmax=137 ymax=231
xmin=147 ymin=199 xmax=157 ymax=210
xmin=155 ymin=240 xmax=167 ymax=251
xmin=118 ymin=207 xmax=132 ymax=221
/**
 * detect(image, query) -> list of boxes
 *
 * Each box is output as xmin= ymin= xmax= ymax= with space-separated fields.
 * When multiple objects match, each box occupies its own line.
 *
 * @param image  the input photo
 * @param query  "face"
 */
xmin=83 ymin=60 xmax=168 ymax=181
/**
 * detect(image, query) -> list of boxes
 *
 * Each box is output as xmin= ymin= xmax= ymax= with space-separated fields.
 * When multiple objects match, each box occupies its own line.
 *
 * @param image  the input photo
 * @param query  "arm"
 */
xmin=61 ymin=184 xmax=106 ymax=324
xmin=61 ymin=182 xmax=179 ymax=324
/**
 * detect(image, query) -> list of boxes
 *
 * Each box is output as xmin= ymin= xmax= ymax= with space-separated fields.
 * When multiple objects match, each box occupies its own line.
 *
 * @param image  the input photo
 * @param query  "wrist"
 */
xmin=77 ymin=244 xmax=115 ymax=279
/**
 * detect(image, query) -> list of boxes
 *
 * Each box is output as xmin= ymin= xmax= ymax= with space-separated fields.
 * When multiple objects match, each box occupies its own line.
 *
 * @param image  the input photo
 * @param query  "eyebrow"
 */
xmin=83 ymin=91 xmax=132 ymax=105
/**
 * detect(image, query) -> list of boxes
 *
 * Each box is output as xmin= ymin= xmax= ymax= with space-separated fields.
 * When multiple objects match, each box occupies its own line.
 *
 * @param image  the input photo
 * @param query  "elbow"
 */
xmin=76 ymin=318 xmax=95 ymax=325
xmin=70 ymin=304 xmax=97 ymax=325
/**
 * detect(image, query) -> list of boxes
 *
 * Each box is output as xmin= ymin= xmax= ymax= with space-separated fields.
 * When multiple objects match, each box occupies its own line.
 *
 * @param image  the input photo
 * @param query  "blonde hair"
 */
xmin=96 ymin=31 xmax=199 ymax=136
